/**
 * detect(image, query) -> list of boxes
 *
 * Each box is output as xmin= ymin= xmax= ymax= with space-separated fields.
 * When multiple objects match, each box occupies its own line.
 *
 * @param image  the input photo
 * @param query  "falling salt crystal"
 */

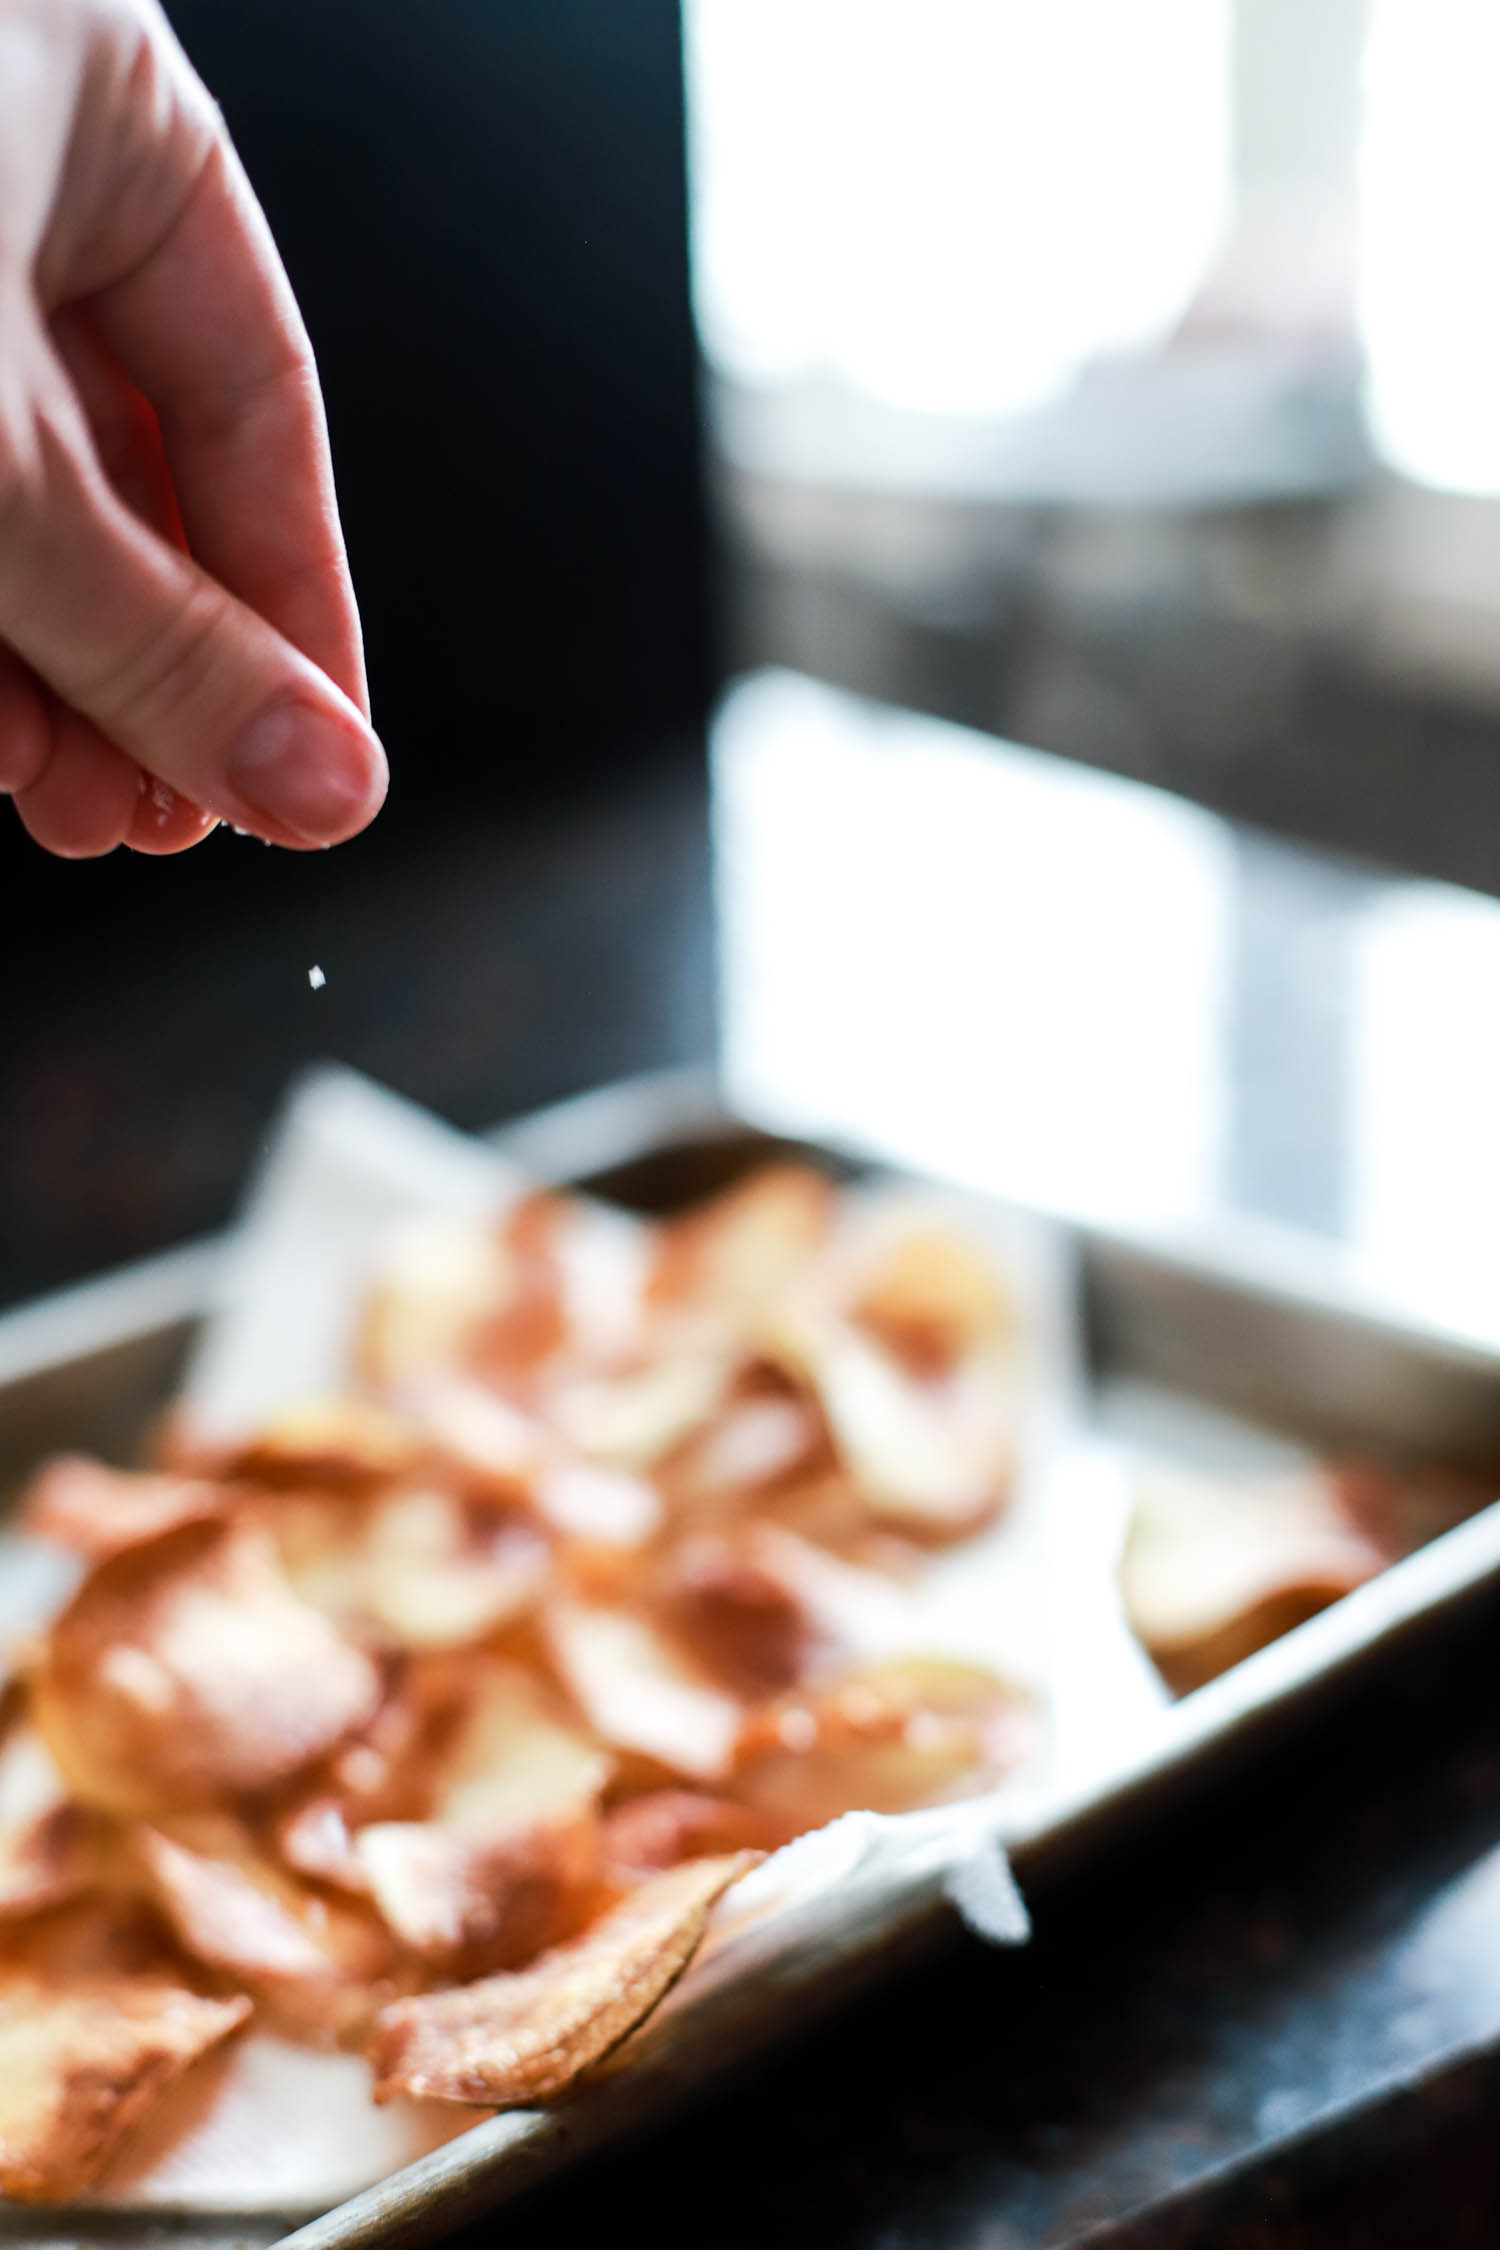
xmin=308 ymin=965 xmax=326 ymax=991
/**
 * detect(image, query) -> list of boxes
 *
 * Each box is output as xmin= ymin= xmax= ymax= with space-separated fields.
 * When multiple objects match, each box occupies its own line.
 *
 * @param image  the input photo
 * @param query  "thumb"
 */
xmin=0 ymin=365 xmax=386 ymax=849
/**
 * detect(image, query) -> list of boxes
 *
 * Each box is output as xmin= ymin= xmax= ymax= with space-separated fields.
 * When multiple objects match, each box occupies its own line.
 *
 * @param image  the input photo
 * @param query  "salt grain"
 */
xmin=308 ymin=965 xmax=326 ymax=991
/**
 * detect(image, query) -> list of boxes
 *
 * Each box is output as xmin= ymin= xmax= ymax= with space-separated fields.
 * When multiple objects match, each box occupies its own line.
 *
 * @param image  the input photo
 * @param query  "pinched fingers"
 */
xmin=0 ymin=366 xmax=385 ymax=850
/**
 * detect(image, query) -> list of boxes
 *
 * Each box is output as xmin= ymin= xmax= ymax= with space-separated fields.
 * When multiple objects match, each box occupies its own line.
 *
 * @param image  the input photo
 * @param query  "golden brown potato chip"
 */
xmin=1121 ymin=1462 xmax=1393 ymax=1694
xmin=543 ymin=1601 xmax=741 ymax=1783
xmin=21 ymin=1457 xmax=226 ymax=1562
xmin=368 ymin=1851 xmax=755 ymax=2106
xmin=132 ymin=1819 xmax=336 ymax=1982
xmin=355 ymin=1807 xmax=598 ymax=1972
xmin=0 ymin=1725 xmax=94 ymax=1918
xmin=353 ymin=1662 xmax=609 ymax=1967
xmin=732 ymin=1656 xmax=1035 ymax=1840
xmin=217 ymin=1400 xmax=426 ymax=1490
xmin=275 ymin=1793 xmax=368 ymax=1894
xmin=0 ymin=1902 xmax=251 ymax=2203
xmin=131 ymin=1819 xmax=400 ymax=2042
xmin=273 ymin=1664 xmax=447 ymax=1892
xmin=657 ymin=1522 xmax=906 ymax=1699
xmin=34 ymin=1519 xmax=381 ymax=1815
xmin=601 ymin=1791 xmax=772 ymax=1876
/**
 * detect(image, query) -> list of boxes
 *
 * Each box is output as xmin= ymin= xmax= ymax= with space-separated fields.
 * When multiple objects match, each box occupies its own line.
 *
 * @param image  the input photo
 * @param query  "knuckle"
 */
xmin=81 ymin=577 xmax=235 ymax=735
xmin=0 ymin=402 xmax=43 ymax=564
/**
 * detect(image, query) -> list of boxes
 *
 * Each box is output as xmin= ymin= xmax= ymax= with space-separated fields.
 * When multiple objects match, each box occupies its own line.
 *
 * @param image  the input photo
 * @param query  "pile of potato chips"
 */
xmin=0 ymin=1167 xmax=1039 ymax=2201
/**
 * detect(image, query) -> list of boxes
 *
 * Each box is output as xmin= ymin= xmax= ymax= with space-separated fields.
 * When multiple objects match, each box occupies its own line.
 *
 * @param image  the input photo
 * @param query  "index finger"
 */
xmin=89 ymin=135 xmax=369 ymax=720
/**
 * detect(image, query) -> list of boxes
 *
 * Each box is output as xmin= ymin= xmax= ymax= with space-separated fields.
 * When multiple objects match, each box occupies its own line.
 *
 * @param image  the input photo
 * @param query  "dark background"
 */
xmin=0 ymin=0 xmax=717 ymax=1306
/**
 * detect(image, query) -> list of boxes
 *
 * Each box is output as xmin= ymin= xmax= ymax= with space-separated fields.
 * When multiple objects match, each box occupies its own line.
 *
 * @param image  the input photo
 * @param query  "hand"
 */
xmin=0 ymin=0 xmax=386 ymax=857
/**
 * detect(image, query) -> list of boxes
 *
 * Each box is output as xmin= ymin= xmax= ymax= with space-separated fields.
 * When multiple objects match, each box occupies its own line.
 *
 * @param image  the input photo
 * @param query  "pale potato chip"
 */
xmin=548 ymin=1350 xmax=736 ymax=1470
xmin=546 ymin=1200 xmax=654 ymax=1367
xmin=358 ymin=1220 xmax=516 ymax=1393
xmin=404 ymin=1376 xmax=542 ymax=1494
xmin=812 ymin=1327 xmax=1014 ymax=1536
xmin=649 ymin=1166 xmax=834 ymax=1326
xmin=0 ymin=1904 xmax=251 ymax=2203
xmin=532 ymin=1460 xmax=662 ymax=1548
xmin=0 ymin=1724 xmax=94 ymax=1918
xmin=732 ymin=1656 xmax=1035 ymax=1840
xmin=368 ymin=1852 xmax=756 ymax=2106
xmin=34 ymin=1519 xmax=381 ymax=1815
xmin=359 ymin=1488 xmax=550 ymax=1650
xmin=276 ymin=1793 xmax=368 ymax=1894
xmin=1121 ymin=1461 xmax=1393 ymax=1694
xmin=21 ymin=1457 xmax=226 ymax=1562
xmin=268 ymin=1486 xmax=550 ymax=1652
xmin=426 ymin=1662 xmax=612 ymax=1833
xmin=216 ymin=1400 xmax=426 ymax=1490
xmin=273 ymin=1662 xmax=469 ymax=1893
xmin=544 ymin=1601 xmax=742 ymax=1783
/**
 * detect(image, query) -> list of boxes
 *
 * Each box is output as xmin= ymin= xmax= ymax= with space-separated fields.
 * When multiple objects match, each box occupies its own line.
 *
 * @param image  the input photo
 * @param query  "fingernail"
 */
xmin=227 ymin=701 xmax=387 ymax=844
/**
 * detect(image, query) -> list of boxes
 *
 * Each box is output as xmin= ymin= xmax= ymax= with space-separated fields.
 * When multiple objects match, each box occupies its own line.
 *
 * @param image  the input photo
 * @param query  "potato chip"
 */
xmin=1121 ymin=1462 xmax=1393 ymax=1694
xmin=0 ymin=1903 xmax=251 ymax=2202
xmin=358 ymin=1219 xmax=515 ymax=1393
xmin=130 ymin=1819 xmax=397 ymax=2039
xmin=850 ymin=1226 xmax=1014 ymax=1375
xmin=732 ymin=1656 xmax=1035 ymax=1840
xmin=601 ymin=1792 xmax=771 ymax=1876
xmin=404 ymin=1376 xmax=542 ymax=1494
xmin=355 ymin=1808 xmax=598 ymax=1972
xmin=34 ymin=1519 xmax=381 ymax=1814
xmin=649 ymin=1166 xmax=834 ymax=1327
xmin=663 ymin=1389 xmax=827 ymax=1513
xmin=425 ymin=1662 xmax=612 ymax=1833
xmin=215 ymin=1400 xmax=427 ymax=1490
xmin=368 ymin=1852 xmax=756 ymax=2106
xmin=812 ymin=1327 xmax=1014 ymax=1536
xmin=548 ymin=1349 xmax=736 ymax=1471
xmin=353 ymin=1662 xmax=608 ymax=1968
xmin=268 ymin=1485 xmax=550 ymax=1652
xmin=657 ymin=1522 xmax=907 ymax=1699
xmin=544 ymin=1601 xmax=741 ymax=1783
xmin=0 ymin=1724 xmax=93 ymax=1918
xmin=21 ymin=1457 xmax=226 ymax=1562
xmin=532 ymin=1459 xmax=662 ymax=1548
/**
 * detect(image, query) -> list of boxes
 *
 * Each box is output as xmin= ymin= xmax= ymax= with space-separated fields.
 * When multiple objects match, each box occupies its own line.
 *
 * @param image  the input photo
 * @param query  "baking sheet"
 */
xmin=4 ymin=1066 xmax=1500 ymax=2243
xmin=73 ymin=1069 xmax=1066 ymax=2219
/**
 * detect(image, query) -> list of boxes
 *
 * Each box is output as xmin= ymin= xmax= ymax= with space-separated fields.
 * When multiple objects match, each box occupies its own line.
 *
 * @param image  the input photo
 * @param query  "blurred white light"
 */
xmin=1350 ymin=884 xmax=1500 ymax=1331
xmin=713 ymin=673 xmax=1232 ymax=1229
xmin=684 ymin=0 xmax=1231 ymax=421
xmin=1361 ymin=0 xmax=1500 ymax=494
